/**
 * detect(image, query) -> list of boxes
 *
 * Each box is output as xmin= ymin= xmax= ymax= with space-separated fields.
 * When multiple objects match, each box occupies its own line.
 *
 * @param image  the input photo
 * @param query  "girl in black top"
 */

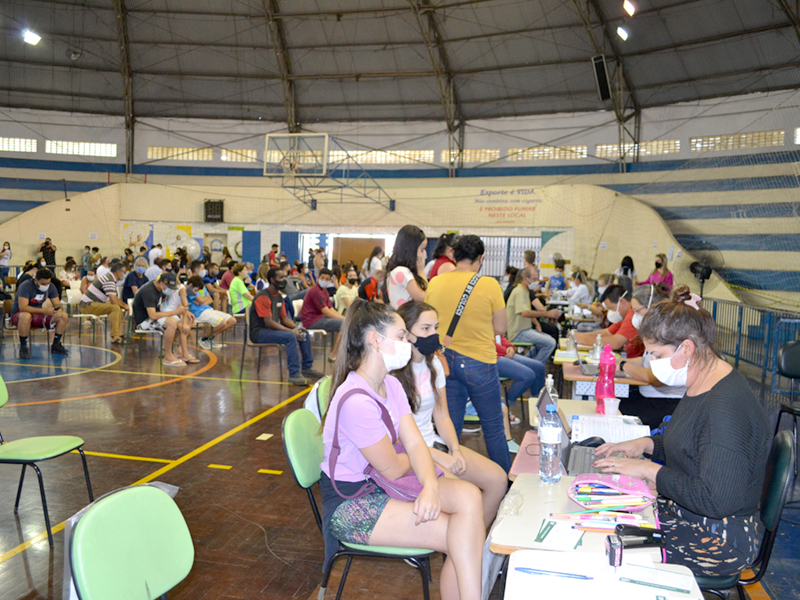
xmin=594 ymin=286 xmax=770 ymax=577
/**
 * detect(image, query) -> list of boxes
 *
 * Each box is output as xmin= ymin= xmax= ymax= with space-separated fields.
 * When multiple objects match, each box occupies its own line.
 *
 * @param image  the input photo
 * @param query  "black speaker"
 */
xmin=592 ymin=55 xmax=611 ymax=102
xmin=204 ymin=199 xmax=224 ymax=222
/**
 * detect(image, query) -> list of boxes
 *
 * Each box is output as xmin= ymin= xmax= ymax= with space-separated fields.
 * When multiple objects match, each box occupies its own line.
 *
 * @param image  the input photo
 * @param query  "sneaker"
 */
xmin=509 ymin=414 xmax=521 ymax=427
xmin=199 ymin=338 xmax=212 ymax=350
xmin=212 ymin=341 xmax=226 ymax=348
xmin=507 ymin=439 xmax=520 ymax=454
xmin=19 ymin=346 xmax=31 ymax=359
xmin=51 ymin=342 xmax=69 ymax=355
xmin=301 ymin=368 xmax=325 ymax=380
xmin=462 ymin=424 xmax=481 ymax=434
xmin=288 ymin=374 xmax=310 ymax=386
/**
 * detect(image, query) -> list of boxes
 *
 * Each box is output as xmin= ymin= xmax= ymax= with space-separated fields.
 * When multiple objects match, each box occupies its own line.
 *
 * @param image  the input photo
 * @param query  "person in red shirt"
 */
xmin=268 ymin=244 xmax=279 ymax=268
xmin=219 ymin=263 xmax=236 ymax=291
xmin=428 ymin=232 xmax=457 ymax=280
xmin=573 ymin=285 xmax=643 ymax=358
xmin=299 ymin=268 xmax=344 ymax=361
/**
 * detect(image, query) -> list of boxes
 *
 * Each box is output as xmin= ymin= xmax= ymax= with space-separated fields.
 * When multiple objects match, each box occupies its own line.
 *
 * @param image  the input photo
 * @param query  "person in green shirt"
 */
xmin=228 ymin=263 xmax=254 ymax=314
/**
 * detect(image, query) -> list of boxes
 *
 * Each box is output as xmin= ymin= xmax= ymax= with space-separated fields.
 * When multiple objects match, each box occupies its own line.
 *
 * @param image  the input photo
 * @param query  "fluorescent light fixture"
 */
xmin=23 ymin=29 xmax=41 ymax=45
xmin=617 ymin=26 xmax=629 ymax=40
xmin=623 ymin=0 xmax=636 ymax=16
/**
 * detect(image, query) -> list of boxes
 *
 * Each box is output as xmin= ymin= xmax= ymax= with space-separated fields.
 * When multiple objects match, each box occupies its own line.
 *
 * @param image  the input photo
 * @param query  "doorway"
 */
xmin=204 ymin=234 xmax=227 ymax=265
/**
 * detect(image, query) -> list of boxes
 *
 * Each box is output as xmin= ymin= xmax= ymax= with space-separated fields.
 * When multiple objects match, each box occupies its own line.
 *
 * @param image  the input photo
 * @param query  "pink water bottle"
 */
xmin=595 ymin=344 xmax=616 ymax=414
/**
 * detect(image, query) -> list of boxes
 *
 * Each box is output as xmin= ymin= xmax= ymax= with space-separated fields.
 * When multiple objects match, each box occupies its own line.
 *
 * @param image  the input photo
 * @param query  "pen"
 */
xmin=515 ymin=567 xmax=593 ymax=580
xmin=619 ymin=577 xmax=691 ymax=594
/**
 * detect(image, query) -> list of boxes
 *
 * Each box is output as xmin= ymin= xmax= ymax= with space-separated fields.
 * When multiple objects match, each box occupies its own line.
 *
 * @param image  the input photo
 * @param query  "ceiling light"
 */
xmin=623 ymin=0 xmax=635 ymax=16
xmin=616 ymin=26 xmax=629 ymax=41
xmin=23 ymin=29 xmax=41 ymax=45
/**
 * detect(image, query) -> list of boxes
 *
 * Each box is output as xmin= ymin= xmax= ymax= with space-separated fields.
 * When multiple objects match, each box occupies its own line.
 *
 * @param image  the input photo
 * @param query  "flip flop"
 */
xmin=183 ymin=357 xmax=201 ymax=364
xmin=163 ymin=359 xmax=186 ymax=367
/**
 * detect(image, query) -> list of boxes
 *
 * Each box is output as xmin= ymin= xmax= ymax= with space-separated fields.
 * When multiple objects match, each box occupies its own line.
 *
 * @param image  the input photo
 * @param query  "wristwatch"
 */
xmin=619 ymin=360 xmax=627 ymax=372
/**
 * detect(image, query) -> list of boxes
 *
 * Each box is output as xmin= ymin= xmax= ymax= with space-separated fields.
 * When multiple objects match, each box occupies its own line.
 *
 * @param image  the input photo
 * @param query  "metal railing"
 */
xmin=706 ymin=298 xmax=800 ymax=406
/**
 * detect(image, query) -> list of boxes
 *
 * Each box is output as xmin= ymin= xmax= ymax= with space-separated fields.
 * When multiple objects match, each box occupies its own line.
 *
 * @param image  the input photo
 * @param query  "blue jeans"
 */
xmin=254 ymin=328 xmax=313 ymax=377
xmin=443 ymin=348 xmax=512 ymax=474
xmin=0 ymin=267 xmax=7 ymax=288
xmin=497 ymin=354 xmax=546 ymax=405
xmin=512 ymin=327 xmax=557 ymax=363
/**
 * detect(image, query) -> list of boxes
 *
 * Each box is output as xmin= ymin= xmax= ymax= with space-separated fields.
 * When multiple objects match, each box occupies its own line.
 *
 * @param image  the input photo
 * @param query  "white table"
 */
xmin=504 ymin=550 xmax=703 ymax=600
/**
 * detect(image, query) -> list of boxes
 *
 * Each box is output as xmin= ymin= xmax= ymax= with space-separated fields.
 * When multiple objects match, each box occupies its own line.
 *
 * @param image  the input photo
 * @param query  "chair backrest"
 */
xmin=127 ymin=298 xmax=134 ymax=312
xmin=293 ymin=298 xmax=303 ymax=316
xmin=317 ymin=376 xmax=332 ymax=418
xmin=69 ymin=280 xmax=82 ymax=291
xmin=70 ymin=485 xmax=195 ymax=600
xmin=760 ymin=429 xmax=795 ymax=531
xmin=282 ymin=409 xmax=323 ymax=490
xmin=777 ymin=340 xmax=800 ymax=380
xmin=244 ymin=303 xmax=252 ymax=346
xmin=0 ymin=375 xmax=8 ymax=410
xmin=67 ymin=289 xmax=82 ymax=306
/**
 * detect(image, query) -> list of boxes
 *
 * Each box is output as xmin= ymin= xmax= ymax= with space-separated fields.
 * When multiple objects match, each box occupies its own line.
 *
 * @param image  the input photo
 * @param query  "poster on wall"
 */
xmin=121 ymin=222 xmax=153 ymax=251
xmin=165 ymin=225 xmax=200 ymax=260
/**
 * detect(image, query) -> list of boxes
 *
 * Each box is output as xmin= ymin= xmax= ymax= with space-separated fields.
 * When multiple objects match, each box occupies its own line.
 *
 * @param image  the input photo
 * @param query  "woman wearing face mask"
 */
xmin=334 ymin=268 xmax=360 ymax=315
xmin=593 ymin=285 xmax=770 ymax=578
xmin=228 ymin=263 xmax=254 ymax=314
xmin=320 ymin=299 xmax=485 ymax=600
xmin=254 ymin=262 xmax=271 ymax=292
xmin=544 ymin=258 xmax=567 ymax=294
xmin=565 ymin=270 xmax=591 ymax=309
xmin=123 ymin=257 xmax=149 ymax=303
xmin=80 ymin=268 xmax=96 ymax=295
xmin=385 ymin=225 xmax=429 ymax=309
xmin=0 ymin=241 xmax=11 ymax=290
xmin=58 ymin=258 xmax=80 ymax=288
xmin=615 ymin=255 xmax=638 ymax=285
xmin=638 ymin=253 xmax=673 ymax=291
xmin=394 ymin=301 xmax=507 ymax=524
xmin=615 ymin=283 xmax=683 ymax=428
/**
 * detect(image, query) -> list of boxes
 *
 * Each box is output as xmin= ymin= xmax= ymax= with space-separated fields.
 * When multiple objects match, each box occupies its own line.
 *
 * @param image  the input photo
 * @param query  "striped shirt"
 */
xmin=81 ymin=272 xmax=118 ymax=303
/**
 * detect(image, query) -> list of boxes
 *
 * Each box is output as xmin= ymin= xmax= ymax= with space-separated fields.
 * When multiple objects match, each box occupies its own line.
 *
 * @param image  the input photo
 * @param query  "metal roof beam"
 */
xmin=113 ymin=0 xmax=134 ymax=174
xmin=776 ymin=0 xmax=800 ymax=47
xmin=408 ymin=0 xmax=464 ymax=176
xmin=263 ymin=0 xmax=298 ymax=132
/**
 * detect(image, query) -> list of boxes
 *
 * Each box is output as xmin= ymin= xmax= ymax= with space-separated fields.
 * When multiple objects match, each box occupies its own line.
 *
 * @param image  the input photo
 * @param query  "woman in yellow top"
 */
xmin=425 ymin=235 xmax=510 ymax=474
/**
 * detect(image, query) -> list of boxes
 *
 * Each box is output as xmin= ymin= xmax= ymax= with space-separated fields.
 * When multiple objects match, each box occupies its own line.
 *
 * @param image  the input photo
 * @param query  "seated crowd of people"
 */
xmin=1 ymin=230 xmax=772 ymax=595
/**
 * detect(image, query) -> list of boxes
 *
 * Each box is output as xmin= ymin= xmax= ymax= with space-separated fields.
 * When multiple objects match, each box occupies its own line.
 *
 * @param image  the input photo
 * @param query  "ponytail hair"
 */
xmin=321 ymin=299 xmax=398 ymax=430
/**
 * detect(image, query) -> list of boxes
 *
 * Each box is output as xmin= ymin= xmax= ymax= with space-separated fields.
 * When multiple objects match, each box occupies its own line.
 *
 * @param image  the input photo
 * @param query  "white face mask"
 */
xmin=377 ymin=332 xmax=412 ymax=371
xmin=199 ymin=269 xmax=207 ymax=278
xmin=650 ymin=344 xmax=690 ymax=387
xmin=37 ymin=284 xmax=49 ymax=292
xmin=607 ymin=308 xmax=623 ymax=324
xmin=569 ymin=281 xmax=577 ymax=289
xmin=597 ymin=285 xmax=607 ymax=296
xmin=632 ymin=312 xmax=643 ymax=329
xmin=527 ymin=280 xmax=538 ymax=291
xmin=319 ymin=280 xmax=334 ymax=289
xmin=87 ymin=275 xmax=95 ymax=281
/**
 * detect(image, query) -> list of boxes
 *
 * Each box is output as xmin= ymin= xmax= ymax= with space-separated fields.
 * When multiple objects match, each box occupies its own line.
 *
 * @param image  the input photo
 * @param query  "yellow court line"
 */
xmin=0 ymin=386 xmax=310 ymax=564
xmin=258 ymin=469 xmax=283 ymax=475
xmin=2 ymin=361 xmax=293 ymax=387
xmin=207 ymin=464 xmax=232 ymax=470
xmin=70 ymin=450 xmax=173 ymax=464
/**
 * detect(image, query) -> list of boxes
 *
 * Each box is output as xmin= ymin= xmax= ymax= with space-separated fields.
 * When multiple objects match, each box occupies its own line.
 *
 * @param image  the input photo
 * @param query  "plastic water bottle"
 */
xmin=539 ymin=404 xmax=562 ymax=483
xmin=595 ymin=344 xmax=616 ymax=415
xmin=591 ymin=333 xmax=602 ymax=360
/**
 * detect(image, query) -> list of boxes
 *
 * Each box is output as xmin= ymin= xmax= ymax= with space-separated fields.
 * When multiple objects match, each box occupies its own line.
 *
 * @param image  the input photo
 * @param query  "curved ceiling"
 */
xmin=1 ymin=0 xmax=799 ymax=126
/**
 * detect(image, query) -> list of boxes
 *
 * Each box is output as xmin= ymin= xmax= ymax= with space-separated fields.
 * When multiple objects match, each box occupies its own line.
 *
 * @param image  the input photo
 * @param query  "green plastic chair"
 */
xmin=0 ymin=375 xmax=93 ymax=547
xmin=70 ymin=485 xmax=194 ymax=600
xmin=316 ymin=376 xmax=332 ymax=418
xmin=697 ymin=430 xmax=795 ymax=598
xmin=281 ymin=408 xmax=436 ymax=600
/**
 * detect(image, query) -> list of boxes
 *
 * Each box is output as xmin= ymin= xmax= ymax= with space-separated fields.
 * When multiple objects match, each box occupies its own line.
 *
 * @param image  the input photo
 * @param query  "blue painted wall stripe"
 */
xmin=722 ymin=269 xmax=800 ymax=292
xmin=0 ymin=178 xmax=107 ymax=193
xmin=0 ymin=199 xmax=47 ymax=211
xmin=602 ymin=175 xmax=800 ymax=195
xmin=656 ymin=203 xmax=800 ymax=221
xmin=0 ymin=157 xmax=126 ymax=173
xmin=675 ymin=234 xmax=800 ymax=253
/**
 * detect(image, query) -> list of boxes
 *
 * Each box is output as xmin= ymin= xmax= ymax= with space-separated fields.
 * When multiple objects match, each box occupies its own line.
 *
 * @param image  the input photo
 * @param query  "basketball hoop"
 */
xmin=280 ymin=152 xmax=300 ymax=185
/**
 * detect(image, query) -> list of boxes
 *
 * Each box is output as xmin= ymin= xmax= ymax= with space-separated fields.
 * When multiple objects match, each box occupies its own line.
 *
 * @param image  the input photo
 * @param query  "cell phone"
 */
xmin=53 ymin=306 xmax=61 ymax=311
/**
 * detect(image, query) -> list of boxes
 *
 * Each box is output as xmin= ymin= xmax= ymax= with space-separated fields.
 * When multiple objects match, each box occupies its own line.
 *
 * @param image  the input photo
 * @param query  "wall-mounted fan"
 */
xmin=674 ymin=239 xmax=725 ymax=297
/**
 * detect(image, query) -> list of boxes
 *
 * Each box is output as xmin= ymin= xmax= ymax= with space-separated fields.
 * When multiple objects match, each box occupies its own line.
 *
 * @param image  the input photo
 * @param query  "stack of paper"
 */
xmin=571 ymin=415 xmax=650 ymax=444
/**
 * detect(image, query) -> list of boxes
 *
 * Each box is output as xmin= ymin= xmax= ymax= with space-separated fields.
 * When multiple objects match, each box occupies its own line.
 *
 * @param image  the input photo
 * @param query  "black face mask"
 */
xmin=348 ymin=278 xmax=358 ymax=285
xmin=273 ymin=279 xmax=287 ymax=290
xmin=655 ymin=261 xmax=663 ymax=269
xmin=413 ymin=333 xmax=440 ymax=356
